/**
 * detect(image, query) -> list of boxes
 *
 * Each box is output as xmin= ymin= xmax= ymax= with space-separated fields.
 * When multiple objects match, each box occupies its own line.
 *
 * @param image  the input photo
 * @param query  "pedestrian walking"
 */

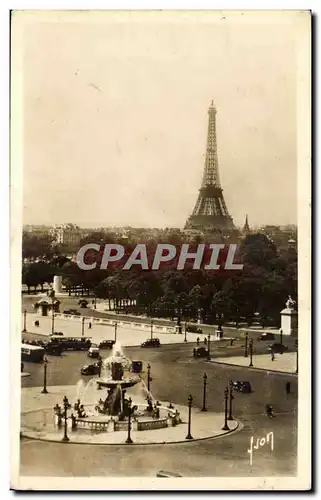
xmin=271 ymin=352 xmax=275 ymax=361
xmin=204 ymin=337 xmax=207 ymax=345
xmin=88 ymin=322 xmax=92 ymax=329
xmin=265 ymin=404 xmax=275 ymax=418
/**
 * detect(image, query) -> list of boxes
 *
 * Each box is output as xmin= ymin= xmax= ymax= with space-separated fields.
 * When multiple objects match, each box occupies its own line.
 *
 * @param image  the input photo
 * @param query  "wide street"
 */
xmin=20 ymin=341 xmax=297 ymax=478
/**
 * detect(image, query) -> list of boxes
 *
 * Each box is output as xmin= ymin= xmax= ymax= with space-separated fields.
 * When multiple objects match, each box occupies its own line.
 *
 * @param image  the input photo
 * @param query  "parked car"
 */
xmin=258 ymin=333 xmax=275 ymax=341
xmin=268 ymin=343 xmax=288 ymax=354
xmin=131 ymin=360 xmax=143 ymax=373
xmin=193 ymin=347 xmax=209 ymax=358
xmin=156 ymin=470 xmax=183 ymax=477
xmin=88 ymin=344 xmax=100 ymax=358
xmin=63 ymin=309 xmax=81 ymax=316
xmin=231 ymin=380 xmax=252 ymax=393
xmin=99 ymin=340 xmax=116 ymax=350
xmin=80 ymin=363 xmax=100 ymax=376
xmin=141 ymin=338 xmax=161 ymax=348
xmin=49 ymin=336 xmax=91 ymax=351
xmin=44 ymin=341 xmax=63 ymax=356
xmin=186 ymin=325 xmax=202 ymax=334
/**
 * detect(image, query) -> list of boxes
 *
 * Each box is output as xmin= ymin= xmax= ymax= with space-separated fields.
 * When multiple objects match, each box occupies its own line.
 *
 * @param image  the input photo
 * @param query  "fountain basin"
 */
xmin=65 ymin=403 xmax=180 ymax=432
xmin=96 ymin=376 xmax=140 ymax=390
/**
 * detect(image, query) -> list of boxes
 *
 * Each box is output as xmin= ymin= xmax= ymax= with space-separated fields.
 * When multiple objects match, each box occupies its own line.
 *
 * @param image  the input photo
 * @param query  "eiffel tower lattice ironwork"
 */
xmin=185 ymin=101 xmax=235 ymax=232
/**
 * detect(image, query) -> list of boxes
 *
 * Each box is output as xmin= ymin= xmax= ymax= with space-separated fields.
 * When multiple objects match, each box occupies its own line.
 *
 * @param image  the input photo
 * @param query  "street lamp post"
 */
xmin=201 ymin=373 xmax=207 ymax=412
xmin=125 ymin=397 xmax=133 ymax=444
xmin=207 ymin=333 xmax=211 ymax=360
xmin=150 ymin=320 xmax=153 ymax=340
xmin=184 ymin=321 xmax=187 ymax=342
xmin=114 ymin=322 xmax=118 ymax=343
xmin=280 ymin=328 xmax=283 ymax=346
xmin=22 ymin=309 xmax=27 ymax=333
xmin=51 ymin=290 xmax=56 ymax=335
xmin=249 ymin=339 xmax=254 ymax=367
xmin=97 ymin=358 xmax=102 ymax=378
xmin=147 ymin=364 xmax=151 ymax=393
xmin=244 ymin=332 xmax=249 ymax=357
xmin=61 ymin=396 xmax=71 ymax=442
xmin=295 ymin=339 xmax=298 ymax=374
xmin=185 ymin=394 xmax=193 ymax=440
xmin=81 ymin=316 xmax=85 ymax=337
xmin=222 ymin=386 xmax=230 ymax=431
xmin=41 ymin=357 xmax=48 ymax=394
xmin=94 ymin=295 xmax=97 ymax=310
xmin=228 ymin=380 xmax=234 ymax=420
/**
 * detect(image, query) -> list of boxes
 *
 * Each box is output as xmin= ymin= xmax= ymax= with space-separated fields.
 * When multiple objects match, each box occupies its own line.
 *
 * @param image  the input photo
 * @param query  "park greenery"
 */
xmin=21 ymin=231 xmax=297 ymax=328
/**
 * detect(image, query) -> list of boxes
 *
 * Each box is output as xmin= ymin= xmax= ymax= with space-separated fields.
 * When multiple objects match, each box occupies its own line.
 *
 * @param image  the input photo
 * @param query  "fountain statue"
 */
xmin=95 ymin=344 xmax=141 ymax=419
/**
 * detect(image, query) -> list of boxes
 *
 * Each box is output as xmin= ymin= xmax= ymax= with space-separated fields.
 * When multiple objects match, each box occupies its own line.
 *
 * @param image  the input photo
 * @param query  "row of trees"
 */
xmin=21 ymin=231 xmax=297 ymax=328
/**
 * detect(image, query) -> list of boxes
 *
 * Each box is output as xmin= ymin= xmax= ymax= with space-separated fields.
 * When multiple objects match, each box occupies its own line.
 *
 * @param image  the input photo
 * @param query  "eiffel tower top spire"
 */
xmin=201 ymin=100 xmax=221 ymax=188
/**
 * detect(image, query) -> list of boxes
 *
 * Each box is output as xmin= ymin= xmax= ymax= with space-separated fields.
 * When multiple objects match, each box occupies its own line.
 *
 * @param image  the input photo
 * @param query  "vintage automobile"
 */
xmin=88 ymin=344 xmax=100 ymax=358
xmin=231 ymin=380 xmax=252 ymax=393
xmin=193 ymin=347 xmax=209 ymax=358
xmin=268 ymin=343 xmax=288 ymax=354
xmin=44 ymin=340 xmax=63 ymax=356
xmin=63 ymin=309 xmax=81 ymax=316
xmin=258 ymin=332 xmax=276 ymax=341
xmin=49 ymin=336 xmax=92 ymax=351
xmin=131 ymin=360 xmax=143 ymax=373
xmin=141 ymin=338 xmax=161 ymax=348
xmin=80 ymin=363 xmax=100 ymax=376
xmin=99 ymin=340 xmax=116 ymax=350
xmin=186 ymin=325 xmax=203 ymax=334
xmin=21 ymin=343 xmax=45 ymax=363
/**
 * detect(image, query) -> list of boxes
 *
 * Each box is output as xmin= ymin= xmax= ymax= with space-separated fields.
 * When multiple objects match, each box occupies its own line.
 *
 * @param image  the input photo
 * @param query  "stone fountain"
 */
xmin=53 ymin=343 xmax=181 ymax=434
xmin=95 ymin=344 xmax=141 ymax=419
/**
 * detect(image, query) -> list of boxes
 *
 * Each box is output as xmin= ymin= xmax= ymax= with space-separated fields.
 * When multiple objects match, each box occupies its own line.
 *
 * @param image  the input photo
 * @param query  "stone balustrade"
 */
xmin=54 ymin=314 xmax=176 ymax=334
xmin=53 ymin=403 xmax=180 ymax=433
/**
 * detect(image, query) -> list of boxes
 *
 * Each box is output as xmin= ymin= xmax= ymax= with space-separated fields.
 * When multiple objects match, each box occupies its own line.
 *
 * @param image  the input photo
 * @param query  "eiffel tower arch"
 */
xmin=185 ymin=101 xmax=235 ymax=233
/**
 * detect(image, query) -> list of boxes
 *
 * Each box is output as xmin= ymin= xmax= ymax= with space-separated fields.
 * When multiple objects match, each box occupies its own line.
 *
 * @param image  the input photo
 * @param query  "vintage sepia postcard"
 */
xmin=10 ymin=10 xmax=311 ymax=491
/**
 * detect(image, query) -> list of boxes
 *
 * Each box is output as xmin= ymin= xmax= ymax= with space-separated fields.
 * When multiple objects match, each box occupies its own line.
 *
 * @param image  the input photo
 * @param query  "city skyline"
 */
xmin=20 ymin=11 xmax=297 ymax=228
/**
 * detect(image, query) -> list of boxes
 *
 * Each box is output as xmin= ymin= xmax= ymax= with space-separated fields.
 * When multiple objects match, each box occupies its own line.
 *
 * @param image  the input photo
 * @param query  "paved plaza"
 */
xmin=20 ymin=342 xmax=298 ymax=477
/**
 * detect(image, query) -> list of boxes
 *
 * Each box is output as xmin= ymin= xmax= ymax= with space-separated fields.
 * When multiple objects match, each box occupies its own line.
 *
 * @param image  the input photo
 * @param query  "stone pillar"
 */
xmin=107 ymin=420 xmax=115 ymax=432
xmin=280 ymin=308 xmax=298 ymax=337
xmin=53 ymin=275 xmax=63 ymax=294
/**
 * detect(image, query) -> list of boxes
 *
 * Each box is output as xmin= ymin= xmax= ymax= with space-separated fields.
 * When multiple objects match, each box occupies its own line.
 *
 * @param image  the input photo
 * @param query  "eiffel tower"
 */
xmin=185 ymin=101 xmax=235 ymax=233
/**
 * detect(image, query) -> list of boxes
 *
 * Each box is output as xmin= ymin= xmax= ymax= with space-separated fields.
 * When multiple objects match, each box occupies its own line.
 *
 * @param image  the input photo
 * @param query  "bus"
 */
xmin=48 ymin=336 xmax=92 ymax=351
xmin=21 ymin=343 xmax=45 ymax=363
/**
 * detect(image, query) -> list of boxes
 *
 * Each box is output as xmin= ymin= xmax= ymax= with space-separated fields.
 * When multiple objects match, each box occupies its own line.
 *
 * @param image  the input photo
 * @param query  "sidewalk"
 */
xmin=211 ymin=353 xmax=297 ymax=374
xmin=21 ymin=385 xmax=239 ymax=445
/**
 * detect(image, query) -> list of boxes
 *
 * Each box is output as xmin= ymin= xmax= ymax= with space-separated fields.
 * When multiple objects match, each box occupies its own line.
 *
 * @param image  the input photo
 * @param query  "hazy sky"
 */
xmin=19 ymin=11 xmax=299 ymax=228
